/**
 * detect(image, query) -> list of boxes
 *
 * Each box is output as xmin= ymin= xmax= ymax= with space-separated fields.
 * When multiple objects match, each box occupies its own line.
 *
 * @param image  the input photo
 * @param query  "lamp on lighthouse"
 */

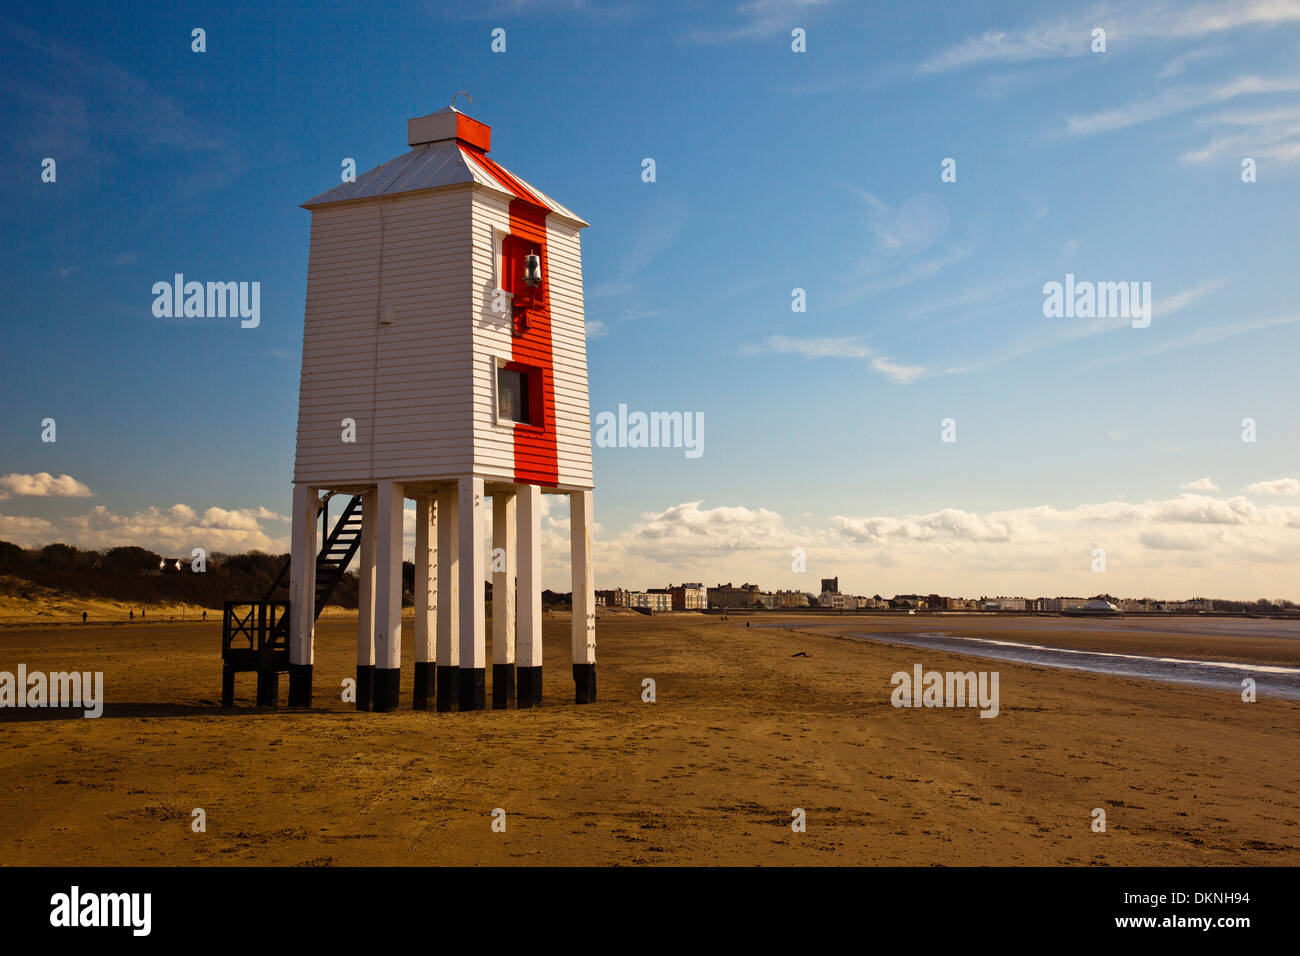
xmin=523 ymin=252 xmax=542 ymax=288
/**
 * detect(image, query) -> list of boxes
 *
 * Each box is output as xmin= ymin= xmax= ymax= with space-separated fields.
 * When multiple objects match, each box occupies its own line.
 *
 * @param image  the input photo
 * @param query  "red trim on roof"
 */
xmin=459 ymin=145 xmax=548 ymax=209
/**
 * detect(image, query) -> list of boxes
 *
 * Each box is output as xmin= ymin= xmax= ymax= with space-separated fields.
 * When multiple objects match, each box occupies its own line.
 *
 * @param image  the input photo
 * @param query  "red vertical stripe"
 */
xmin=462 ymin=145 xmax=559 ymax=486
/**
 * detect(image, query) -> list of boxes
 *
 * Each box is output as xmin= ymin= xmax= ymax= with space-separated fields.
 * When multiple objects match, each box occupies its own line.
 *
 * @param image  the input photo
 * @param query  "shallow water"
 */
xmin=838 ymin=630 xmax=1300 ymax=701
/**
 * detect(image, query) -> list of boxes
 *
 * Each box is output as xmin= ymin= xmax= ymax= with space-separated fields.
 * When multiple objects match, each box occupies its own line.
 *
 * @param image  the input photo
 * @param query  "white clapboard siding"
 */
xmin=468 ymin=191 xmax=517 ymax=485
xmin=545 ymin=218 xmax=594 ymax=489
xmin=294 ymin=188 xmax=475 ymax=485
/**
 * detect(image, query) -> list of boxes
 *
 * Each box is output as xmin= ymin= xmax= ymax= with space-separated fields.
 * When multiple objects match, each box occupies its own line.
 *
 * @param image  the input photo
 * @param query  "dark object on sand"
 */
xmin=791 ymin=651 xmax=809 ymax=658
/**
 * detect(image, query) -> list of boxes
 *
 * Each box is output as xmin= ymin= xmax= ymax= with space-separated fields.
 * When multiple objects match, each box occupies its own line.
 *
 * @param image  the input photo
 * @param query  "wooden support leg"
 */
xmin=413 ymin=496 xmax=437 ymax=710
xmin=570 ymin=490 xmax=596 ymax=704
xmin=372 ymin=480 xmax=404 ymax=712
xmin=256 ymin=669 xmax=279 ymax=708
xmin=458 ymin=477 xmax=486 ymax=711
xmin=516 ymin=484 xmax=543 ymax=708
xmin=356 ymin=490 xmax=377 ymax=711
xmin=288 ymin=483 xmax=317 ymax=707
xmin=492 ymin=489 xmax=517 ymax=709
xmin=435 ymin=483 xmax=460 ymax=712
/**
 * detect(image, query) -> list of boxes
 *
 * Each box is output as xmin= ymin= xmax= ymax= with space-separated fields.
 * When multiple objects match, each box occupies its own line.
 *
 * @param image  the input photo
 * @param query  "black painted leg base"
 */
xmin=288 ymin=664 xmax=313 ymax=707
xmin=436 ymin=665 xmax=459 ymax=712
xmin=492 ymin=664 xmax=515 ymax=709
xmin=355 ymin=664 xmax=374 ymax=712
xmin=221 ymin=666 xmax=235 ymax=706
xmin=516 ymin=666 xmax=543 ymax=708
xmin=459 ymin=667 xmax=486 ymax=711
xmin=256 ymin=669 xmax=279 ymax=707
xmin=573 ymin=663 xmax=596 ymax=704
xmin=413 ymin=661 xmax=436 ymax=710
xmin=372 ymin=667 xmax=400 ymax=712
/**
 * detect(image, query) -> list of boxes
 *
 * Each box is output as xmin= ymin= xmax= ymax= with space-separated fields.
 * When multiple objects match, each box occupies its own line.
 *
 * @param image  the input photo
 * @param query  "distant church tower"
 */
xmin=285 ymin=105 xmax=595 ymax=713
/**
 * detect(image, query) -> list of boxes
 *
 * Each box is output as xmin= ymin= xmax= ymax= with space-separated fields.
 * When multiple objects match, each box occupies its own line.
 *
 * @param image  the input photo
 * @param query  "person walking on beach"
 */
xmin=129 ymin=610 xmax=134 ymax=621
xmin=81 ymin=611 xmax=87 ymax=624
xmin=202 ymin=610 xmax=207 ymax=622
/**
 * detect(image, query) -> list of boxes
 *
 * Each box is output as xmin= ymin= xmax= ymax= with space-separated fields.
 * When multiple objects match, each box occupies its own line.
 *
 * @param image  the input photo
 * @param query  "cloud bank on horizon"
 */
xmin=4 ymin=475 xmax=1298 ymax=599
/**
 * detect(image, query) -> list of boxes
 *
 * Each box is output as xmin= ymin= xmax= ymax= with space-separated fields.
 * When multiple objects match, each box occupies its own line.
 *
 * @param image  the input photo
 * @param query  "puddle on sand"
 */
xmin=835 ymin=630 xmax=1300 ymax=701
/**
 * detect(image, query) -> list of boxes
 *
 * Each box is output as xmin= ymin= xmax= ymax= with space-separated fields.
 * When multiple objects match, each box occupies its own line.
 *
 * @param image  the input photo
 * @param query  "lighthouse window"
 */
xmin=497 ymin=366 xmax=530 ymax=424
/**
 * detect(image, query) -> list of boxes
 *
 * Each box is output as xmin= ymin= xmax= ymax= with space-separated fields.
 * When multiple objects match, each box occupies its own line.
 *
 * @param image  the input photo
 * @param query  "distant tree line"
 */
xmin=0 ymin=541 xmax=575 ymax=610
xmin=0 ymin=540 xmax=355 ymax=609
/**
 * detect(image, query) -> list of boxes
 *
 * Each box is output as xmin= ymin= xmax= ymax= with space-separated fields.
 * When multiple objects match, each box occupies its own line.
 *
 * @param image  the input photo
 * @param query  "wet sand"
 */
xmin=1 ymin=611 xmax=1297 ymax=866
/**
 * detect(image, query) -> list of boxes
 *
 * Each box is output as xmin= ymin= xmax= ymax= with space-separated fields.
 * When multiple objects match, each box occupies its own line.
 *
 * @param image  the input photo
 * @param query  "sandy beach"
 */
xmin=1 ymin=611 xmax=1296 ymax=866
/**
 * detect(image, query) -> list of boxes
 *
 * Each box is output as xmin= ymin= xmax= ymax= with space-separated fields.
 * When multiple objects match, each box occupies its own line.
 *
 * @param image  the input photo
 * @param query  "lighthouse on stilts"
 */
xmin=279 ymin=103 xmax=595 ymax=712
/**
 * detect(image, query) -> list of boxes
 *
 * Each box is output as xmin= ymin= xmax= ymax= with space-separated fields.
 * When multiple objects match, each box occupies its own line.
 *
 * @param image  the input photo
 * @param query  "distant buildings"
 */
xmin=1063 ymin=598 xmax=1121 ymax=616
xmin=594 ymin=587 xmax=631 ymax=608
xmin=982 ymin=596 xmax=1028 ymax=611
xmin=1041 ymin=597 xmax=1087 ymax=612
xmin=645 ymin=583 xmax=707 ymax=611
xmin=774 ymin=589 xmax=812 ymax=608
xmin=708 ymin=582 xmax=762 ymax=609
xmin=627 ymin=591 xmax=673 ymax=613
xmin=600 ymin=574 xmax=1227 ymax=618
xmin=671 ymin=583 xmax=708 ymax=610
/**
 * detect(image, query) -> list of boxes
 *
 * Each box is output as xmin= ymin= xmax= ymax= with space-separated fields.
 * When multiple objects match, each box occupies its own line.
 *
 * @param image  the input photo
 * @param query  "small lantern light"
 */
xmin=523 ymin=253 xmax=542 ymax=288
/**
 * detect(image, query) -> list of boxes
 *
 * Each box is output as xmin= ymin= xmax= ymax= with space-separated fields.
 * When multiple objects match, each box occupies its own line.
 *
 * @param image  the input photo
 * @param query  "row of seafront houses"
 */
xmin=139 ymin=559 xmax=1215 ymax=615
xmin=596 ymin=576 xmax=1218 ymax=615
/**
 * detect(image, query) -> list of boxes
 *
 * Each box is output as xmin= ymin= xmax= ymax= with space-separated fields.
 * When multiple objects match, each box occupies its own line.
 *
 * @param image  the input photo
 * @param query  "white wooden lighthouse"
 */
xmin=284 ymin=104 xmax=595 ymax=713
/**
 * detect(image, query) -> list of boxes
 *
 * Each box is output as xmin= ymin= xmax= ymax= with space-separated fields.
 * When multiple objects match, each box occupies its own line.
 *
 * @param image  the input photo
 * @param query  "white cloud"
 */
xmin=0 ymin=514 xmax=56 ymax=543
xmin=1152 ymin=277 xmax=1231 ymax=317
xmin=1180 ymin=477 xmax=1219 ymax=492
xmin=868 ymin=356 xmax=927 ymax=385
xmin=1081 ymin=312 xmax=1300 ymax=368
xmin=683 ymin=0 xmax=835 ymax=44
xmin=920 ymin=1 xmax=1300 ymax=73
xmin=1065 ymin=75 xmax=1300 ymax=137
xmin=589 ymin=486 xmax=1300 ymax=600
xmin=1181 ymin=104 xmax=1300 ymax=165
xmin=1245 ymin=477 xmax=1300 ymax=495
xmin=746 ymin=334 xmax=927 ymax=384
xmin=751 ymin=334 xmax=874 ymax=360
xmin=0 ymin=472 xmax=93 ymax=501
xmin=60 ymin=503 xmax=289 ymax=554
xmin=1159 ymin=47 xmax=1223 ymax=78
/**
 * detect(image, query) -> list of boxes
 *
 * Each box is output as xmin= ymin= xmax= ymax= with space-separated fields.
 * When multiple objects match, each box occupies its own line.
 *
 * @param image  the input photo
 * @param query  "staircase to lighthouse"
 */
xmin=219 ymin=495 xmax=364 ymax=706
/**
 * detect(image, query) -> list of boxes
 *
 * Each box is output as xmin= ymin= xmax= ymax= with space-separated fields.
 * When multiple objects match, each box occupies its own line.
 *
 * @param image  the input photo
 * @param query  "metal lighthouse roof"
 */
xmin=302 ymin=105 xmax=587 ymax=228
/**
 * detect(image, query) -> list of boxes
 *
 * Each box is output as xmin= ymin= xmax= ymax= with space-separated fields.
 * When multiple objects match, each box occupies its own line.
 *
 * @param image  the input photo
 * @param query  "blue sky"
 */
xmin=2 ymin=0 xmax=1299 ymax=599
